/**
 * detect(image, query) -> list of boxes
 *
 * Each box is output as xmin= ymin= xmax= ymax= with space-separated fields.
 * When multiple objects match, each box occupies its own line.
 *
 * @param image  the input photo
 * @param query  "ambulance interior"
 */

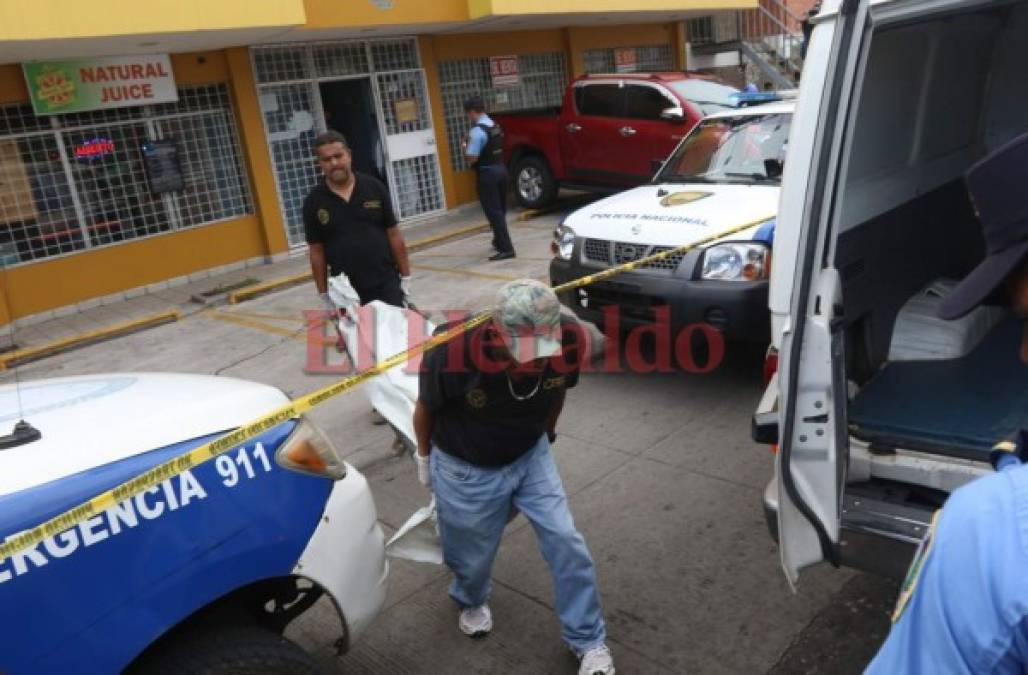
xmin=825 ymin=1 xmax=1028 ymax=500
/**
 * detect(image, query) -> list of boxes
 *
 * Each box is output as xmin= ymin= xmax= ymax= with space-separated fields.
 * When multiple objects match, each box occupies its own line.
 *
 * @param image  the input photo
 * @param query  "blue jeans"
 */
xmin=430 ymin=436 xmax=607 ymax=652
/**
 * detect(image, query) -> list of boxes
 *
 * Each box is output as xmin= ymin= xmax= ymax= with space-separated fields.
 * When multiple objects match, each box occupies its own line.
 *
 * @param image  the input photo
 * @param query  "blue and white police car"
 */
xmin=0 ymin=372 xmax=388 ymax=673
xmin=549 ymin=98 xmax=793 ymax=342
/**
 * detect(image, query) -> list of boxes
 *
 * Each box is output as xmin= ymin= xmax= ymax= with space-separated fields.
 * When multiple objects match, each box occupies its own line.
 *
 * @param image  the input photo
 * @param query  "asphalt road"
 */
xmin=1 ymin=209 xmax=897 ymax=673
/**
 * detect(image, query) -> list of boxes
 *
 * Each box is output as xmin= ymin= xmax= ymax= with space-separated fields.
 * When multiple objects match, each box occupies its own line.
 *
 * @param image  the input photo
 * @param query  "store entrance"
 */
xmin=319 ymin=79 xmax=387 ymax=184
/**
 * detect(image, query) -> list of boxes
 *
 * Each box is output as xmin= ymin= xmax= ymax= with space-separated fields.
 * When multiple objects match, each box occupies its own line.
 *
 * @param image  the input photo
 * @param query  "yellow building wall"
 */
xmin=1 ymin=217 xmax=266 ymax=321
xmin=0 ymin=49 xmax=282 ymax=325
xmin=303 ymin=0 xmax=469 ymax=29
xmin=0 ymin=0 xmax=306 ymax=41
xmin=469 ymin=0 xmax=755 ymax=16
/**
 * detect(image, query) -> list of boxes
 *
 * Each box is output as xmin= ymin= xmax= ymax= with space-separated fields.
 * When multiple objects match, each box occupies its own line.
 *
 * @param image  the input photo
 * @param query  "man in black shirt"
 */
xmin=303 ymin=131 xmax=411 ymax=310
xmin=413 ymin=279 xmax=614 ymax=675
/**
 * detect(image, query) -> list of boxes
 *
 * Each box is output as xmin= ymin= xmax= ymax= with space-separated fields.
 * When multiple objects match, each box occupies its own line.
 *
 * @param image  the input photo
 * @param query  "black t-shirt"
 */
xmin=302 ymin=174 xmax=399 ymax=294
xmin=419 ymin=317 xmax=586 ymax=467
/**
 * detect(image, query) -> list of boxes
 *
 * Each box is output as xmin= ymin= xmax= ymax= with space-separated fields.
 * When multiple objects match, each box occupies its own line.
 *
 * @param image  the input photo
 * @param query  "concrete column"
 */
xmin=225 ymin=47 xmax=289 ymax=256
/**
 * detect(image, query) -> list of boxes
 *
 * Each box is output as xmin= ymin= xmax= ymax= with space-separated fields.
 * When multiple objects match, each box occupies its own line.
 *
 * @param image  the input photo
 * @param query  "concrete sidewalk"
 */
xmin=0 ymin=203 xmax=505 ymax=359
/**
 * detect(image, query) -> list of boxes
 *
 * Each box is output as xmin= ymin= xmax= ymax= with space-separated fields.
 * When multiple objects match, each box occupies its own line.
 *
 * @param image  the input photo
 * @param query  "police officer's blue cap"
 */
xmin=939 ymin=131 xmax=1028 ymax=320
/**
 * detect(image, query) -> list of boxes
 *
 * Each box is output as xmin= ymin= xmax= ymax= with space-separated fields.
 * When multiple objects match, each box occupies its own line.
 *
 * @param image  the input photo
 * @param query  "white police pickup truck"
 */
xmin=0 ymin=372 xmax=388 ymax=673
xmin=549 ymin=100 xmax=793 ymax=342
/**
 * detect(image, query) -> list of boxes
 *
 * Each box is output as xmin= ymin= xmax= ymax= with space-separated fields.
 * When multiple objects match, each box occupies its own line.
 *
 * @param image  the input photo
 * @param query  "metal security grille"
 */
xmin=0 ymin=84 xmax=252 ymax=268
xmin=255 ymin=82 xmax=320 ymax=245
xmin=392 ymin=155 xmax=443 ymax=220
xmin=582 ymin=238 xmax=686 ymax=273
xmin=313 ymin=43 xmax=369 ymax=78
xmin=583 ymin=45 xmax=675 ymax=74
xmin=370 ymin=39 xmax=420 ymax=72
xmin=253 ymin=38 xmax=445 ymax=243
xmin=438 ymin=52 xmax=567 ymax=171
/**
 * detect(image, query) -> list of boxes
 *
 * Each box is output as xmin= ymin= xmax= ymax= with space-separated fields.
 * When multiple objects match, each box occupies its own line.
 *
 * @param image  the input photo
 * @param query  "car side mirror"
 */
xmin=660 ymin=106 xmax=685 ymax=122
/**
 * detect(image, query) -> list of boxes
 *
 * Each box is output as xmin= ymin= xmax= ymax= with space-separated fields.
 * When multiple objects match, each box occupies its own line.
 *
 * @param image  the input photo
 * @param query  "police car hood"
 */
xmin=565 ymin=182 xmax=778 ymax=246
xmin=0 ymin=373 xmax=289 ymax=497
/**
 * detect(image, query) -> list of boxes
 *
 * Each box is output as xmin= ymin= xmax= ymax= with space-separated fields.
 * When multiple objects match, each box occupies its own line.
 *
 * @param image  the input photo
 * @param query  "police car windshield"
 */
xmin=667 ymin=80 xmax=739 ymax=115
xmin=657 ymin=113 xmax=792 ymax=186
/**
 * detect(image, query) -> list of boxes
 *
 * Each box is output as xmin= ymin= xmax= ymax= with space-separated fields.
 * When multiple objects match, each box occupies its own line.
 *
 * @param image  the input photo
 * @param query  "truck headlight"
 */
xmin=551 ymin=224 xmax=575 ymax=260
xmin=701 ymin=242 xmax=770 ymax=281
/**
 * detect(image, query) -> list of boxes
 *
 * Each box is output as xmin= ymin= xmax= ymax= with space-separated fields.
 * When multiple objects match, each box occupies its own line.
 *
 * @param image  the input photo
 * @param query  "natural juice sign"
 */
xmin=23 ymin=54 xmax=178 ymax=115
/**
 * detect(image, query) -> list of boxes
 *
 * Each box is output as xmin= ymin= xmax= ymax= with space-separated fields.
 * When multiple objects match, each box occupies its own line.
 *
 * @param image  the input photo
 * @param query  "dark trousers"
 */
xmin=477 ymin=165 xmax=514 ymax=254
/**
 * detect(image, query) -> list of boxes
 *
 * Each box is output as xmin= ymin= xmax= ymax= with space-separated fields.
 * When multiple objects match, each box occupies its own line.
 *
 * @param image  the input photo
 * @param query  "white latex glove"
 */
xmin=319 ymin=292 xmax=336 ymax=315
xmin=400 ymin=275 xmax=412 ymax=301
xmin=414 ymin=452 xmax=431 ymax=488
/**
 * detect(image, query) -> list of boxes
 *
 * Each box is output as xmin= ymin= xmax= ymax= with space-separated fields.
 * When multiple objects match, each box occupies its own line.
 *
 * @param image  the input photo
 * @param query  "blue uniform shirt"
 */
xmin=868 ymin=431 xmax=1028 ymax=674
xmin=466 ymin=113 xmax=494 ymax=159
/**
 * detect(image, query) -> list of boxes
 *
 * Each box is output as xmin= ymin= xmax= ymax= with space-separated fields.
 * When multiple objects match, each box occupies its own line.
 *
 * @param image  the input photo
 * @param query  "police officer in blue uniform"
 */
xmin=463 ymin=95 xmax=516 ymax=261
xmin=867 ymin=131 xmax=1028 ymax=674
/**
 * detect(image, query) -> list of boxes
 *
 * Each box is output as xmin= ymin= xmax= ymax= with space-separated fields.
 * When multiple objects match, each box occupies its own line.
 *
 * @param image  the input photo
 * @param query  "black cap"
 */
xmin=463 ymin=95 xmax=485 ymax=112
xmin=938 ymin=131 xmax=1028 ymax=320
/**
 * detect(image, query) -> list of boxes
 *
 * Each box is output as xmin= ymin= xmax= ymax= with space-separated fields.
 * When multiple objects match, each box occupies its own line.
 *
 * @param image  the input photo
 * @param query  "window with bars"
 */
xmin=582 ymin=45 xmax=675 ymax=74
xmin=0 ymin=84 xmax=252 ymax=267
xmin=438 ymin=52 xmax=567 ymax=171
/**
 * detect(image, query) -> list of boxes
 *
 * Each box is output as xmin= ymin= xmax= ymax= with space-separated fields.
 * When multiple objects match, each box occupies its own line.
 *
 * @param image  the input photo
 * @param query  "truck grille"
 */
xmin=582 ymin=238 xmax=686 ymax=273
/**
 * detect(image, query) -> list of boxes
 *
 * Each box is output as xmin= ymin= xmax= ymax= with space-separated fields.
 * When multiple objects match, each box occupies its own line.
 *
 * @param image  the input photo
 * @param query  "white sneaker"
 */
xmin=578 ymin=644 xmax=615 ymax=675
xmin=458 ymin=604 xmax=493 ymax=638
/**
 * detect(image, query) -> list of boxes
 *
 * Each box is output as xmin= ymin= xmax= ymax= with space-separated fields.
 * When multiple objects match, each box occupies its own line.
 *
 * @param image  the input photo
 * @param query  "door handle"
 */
xmin=619 ymin=126 xmax=637 ymax=137
xmin=566 ymin=123 xmax=582 ymax=133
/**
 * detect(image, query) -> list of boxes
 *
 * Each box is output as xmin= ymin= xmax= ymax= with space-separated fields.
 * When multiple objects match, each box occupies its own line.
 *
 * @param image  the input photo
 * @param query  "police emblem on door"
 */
xmin=660 ymin=191 xmax=711 ymax=207
xmin=317 ymin=208 xmax=330 ymax=225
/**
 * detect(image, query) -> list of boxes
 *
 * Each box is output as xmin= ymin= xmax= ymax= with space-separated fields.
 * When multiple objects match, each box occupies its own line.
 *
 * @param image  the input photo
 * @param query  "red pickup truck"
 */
xmin=492 ymin=72 xmax=740 ymax=208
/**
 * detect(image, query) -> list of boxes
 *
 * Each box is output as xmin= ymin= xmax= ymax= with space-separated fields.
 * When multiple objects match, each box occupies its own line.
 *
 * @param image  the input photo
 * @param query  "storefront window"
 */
xmin=0 ymin=84 xmax=252 ymax=267
xmin=439 ymin=52 xmax=568 ymax=171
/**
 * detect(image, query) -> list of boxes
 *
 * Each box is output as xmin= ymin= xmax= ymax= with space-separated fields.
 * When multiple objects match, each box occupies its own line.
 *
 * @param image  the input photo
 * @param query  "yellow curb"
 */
xmin=228 ymin=222 xmax=493 ymax=306
xmin=228 ymin=271 xmax=313 ymax=305
xmin=517 ymin=196 xmax=595 ymax=221
xmin=0 ymin=310 xmax=181 ymax=371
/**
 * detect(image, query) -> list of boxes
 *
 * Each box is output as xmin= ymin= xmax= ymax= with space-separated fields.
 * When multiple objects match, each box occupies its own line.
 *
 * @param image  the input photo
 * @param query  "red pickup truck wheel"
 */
xmin=512 ymin=156 xmax=558 ymax=209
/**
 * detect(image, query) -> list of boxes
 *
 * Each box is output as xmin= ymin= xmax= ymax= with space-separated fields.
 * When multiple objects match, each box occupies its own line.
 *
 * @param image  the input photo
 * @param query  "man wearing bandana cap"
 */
xmin=868 ymin=131 xmax=1028 ymax=674
xmin=413 ymin=279 xmax=615 ymax=675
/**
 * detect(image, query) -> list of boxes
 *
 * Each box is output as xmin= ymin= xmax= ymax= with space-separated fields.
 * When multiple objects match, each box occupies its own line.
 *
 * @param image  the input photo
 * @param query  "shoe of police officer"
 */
xmin=578 ymin=644 xmax=615 ymax=675
xmin=488 ymin=250 xmax=516 ymax=261
xmin=370 ymin=409 xmax=388 ymax=425
xmin=458 ymin=604 xmax=493 ymax=638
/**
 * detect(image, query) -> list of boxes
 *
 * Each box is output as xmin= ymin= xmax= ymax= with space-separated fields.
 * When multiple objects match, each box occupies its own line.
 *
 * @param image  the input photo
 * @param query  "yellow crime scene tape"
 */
xmin=0 ymin=215 xmax=772 ymax=563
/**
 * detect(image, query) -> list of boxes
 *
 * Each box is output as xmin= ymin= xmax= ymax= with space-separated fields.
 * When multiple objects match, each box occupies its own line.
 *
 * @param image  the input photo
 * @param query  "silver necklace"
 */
xmin=506 ymin=371 xmax=543 ymax=401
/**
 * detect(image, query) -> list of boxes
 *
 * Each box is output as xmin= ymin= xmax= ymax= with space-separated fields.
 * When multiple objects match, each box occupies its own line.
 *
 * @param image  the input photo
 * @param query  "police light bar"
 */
xmin=729 ymin=91 xmax=782 ymax=107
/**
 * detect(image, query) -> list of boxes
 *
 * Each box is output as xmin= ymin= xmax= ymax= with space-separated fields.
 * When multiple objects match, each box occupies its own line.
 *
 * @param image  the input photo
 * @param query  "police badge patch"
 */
xmin=317 ymin=208 xmax=330 ymax=225
xmin=466 ymin=389 xmax=487 ymax=409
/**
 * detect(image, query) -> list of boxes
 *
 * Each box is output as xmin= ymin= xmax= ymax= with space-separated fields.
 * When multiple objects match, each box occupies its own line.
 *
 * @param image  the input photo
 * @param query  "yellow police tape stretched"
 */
xmin=0 ymin=215 xmax=773 ymax=563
